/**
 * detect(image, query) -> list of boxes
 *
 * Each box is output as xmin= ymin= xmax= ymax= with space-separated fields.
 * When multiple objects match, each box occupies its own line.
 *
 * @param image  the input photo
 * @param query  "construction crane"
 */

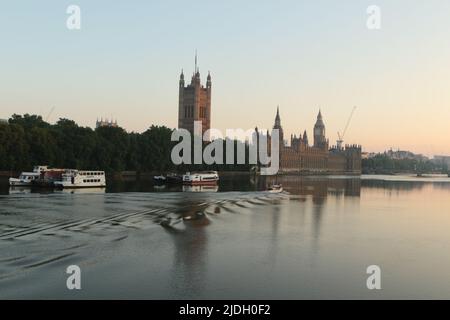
xmin=45 ymin=106 xmax=55 ymax=122
xmin=337 ymin=106 xmax=357 ymax=150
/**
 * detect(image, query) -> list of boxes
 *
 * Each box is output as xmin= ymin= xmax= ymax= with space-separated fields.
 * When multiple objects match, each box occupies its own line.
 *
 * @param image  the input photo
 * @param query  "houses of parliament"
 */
xmin=177 ymin=61 xmax=361 ymax=175
xmin=266 ymin=107 xmax=361 ymax=174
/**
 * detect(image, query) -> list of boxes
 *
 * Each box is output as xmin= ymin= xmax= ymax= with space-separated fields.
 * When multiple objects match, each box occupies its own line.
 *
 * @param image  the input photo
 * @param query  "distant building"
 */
xmin=178 ymin=54 xmax=212 ymax=140
xmin=433 ymin=155 xmax=450 ymax=167
xmin=96 ymin=118 xmax=118 ymax=129
xmin=262 ymin=108 xmax=362 ymax=174
xmin=361 ymin=152 xmax=376 ymax=160
xmin=385 ymin=149 xmax=428 ymax=161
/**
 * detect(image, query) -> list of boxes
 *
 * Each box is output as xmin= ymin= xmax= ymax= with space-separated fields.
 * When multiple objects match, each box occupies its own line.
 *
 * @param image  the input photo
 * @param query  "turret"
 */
xmin=178 ymin=69 xmax=185 ymax=129
xmin=206 ymin=71 xmax=211 ymax=89
xmin=179 ymin=69 xmax=185 ymax=86
xmin=303 ymin=130 xmax=309 ymax=146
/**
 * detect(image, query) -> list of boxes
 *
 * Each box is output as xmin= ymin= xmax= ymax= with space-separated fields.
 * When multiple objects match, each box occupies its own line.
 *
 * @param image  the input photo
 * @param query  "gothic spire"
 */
xmin=195 ymin=50 xmax=198 ymax=74
xmin=274 ymin=106 xmax=281 ymax=126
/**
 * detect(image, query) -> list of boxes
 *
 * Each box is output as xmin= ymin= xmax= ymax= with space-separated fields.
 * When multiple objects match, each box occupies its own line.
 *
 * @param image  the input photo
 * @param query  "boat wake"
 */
xmin=0 ymin=191 xmax=287 ymax=283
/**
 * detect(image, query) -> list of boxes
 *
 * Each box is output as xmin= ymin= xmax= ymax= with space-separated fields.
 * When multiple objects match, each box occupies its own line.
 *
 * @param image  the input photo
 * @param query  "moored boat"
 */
xmin=153 ymin=175 xmax=166 ymax=183
xmin=267 ymin=184 xmax=283 ymax=193
xmin=8 ymin=166 xmax=48 ymax=186
xmin=166 ymin=173 xmax=183 ymax=184
xmin=32 ymin=167 xmax=66 ymax=187
xmin=54 ymin=170 xmax=106 ymax=188
xmin=182 ymin=171 xmax=219 ymax=185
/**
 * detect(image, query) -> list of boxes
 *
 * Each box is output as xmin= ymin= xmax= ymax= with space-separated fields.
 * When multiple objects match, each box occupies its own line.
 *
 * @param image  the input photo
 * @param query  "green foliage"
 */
xmin=0 ymin=114 xmax=251 ymax=173
xmin=362 ymin=154 xmax=439 ymax=174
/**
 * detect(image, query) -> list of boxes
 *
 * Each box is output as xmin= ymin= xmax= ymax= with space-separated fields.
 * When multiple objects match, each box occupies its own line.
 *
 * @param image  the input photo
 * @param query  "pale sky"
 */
xmin=1 ymin=1 xmax=450 ymax=156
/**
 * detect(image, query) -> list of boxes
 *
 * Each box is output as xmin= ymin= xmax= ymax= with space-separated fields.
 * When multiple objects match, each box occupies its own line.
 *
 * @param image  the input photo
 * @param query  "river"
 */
xmin=1 ymin=174 xmax=450 ymax=299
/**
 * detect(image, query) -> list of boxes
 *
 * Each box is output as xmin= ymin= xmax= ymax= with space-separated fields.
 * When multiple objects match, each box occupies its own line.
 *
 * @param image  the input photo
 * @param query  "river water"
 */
xmin=1 ymin=174 xmax=450 ymax=299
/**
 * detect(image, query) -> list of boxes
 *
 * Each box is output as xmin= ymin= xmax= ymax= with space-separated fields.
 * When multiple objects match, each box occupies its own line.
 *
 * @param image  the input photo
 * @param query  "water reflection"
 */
xmin=258 ymin=175 xmax=361 ymax=197
xmin=2 ymin=173 xmax=450 ymax=299
xmin=362 ymin=178 xmax=450 ymax=191
xmin=182 ymin=185 xmax=219 ymax=193
xmin=169 ymin=214 xmax=209 ymax=297
xmin=3 ymin=173 xmax=450 ymax=196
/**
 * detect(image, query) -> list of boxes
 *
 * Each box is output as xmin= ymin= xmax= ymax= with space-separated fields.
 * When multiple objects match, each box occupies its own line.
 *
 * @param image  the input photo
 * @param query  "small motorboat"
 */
xmin=9 ymin=172 xmax=40 ymax=186
xmin=153 ymin=175 xmax=167 ymax=183
xmin=8 ymin=165 xmax=47 ymax=186
xmin=267 ymin=184 xmax=283 ymax=193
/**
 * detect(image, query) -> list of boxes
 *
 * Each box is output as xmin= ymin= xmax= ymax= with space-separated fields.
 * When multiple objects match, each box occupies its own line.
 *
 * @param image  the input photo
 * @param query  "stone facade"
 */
xmin=178 ymin=66 xmax=211 ymax=140
xmin=96 ymin=118 xmax=118 ymax=129
xmin=266 ymin=108 xmax=362 ymax=175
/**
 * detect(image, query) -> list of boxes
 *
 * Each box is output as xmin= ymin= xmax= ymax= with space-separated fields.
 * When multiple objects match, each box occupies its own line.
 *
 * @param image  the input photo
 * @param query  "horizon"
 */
xmin=1 ymin=1 xmax=450 ymax=157
xmin=3 ymin=112 xmax=443 ymax=159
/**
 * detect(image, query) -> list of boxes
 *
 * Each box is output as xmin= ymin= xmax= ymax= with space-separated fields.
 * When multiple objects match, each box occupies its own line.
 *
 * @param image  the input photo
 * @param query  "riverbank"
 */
xmin=362 ymin=169 xmax=449 ymax=176
xmin=4 ymin=169 xmax=447 ymax=180
xmin=0 ymin=171 xmax=16 ymax=178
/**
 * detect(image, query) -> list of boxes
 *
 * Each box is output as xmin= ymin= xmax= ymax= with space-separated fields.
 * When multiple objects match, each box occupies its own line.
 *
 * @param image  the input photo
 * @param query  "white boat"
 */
xmin=153 ymin=175 xmax=166 ymax=182
xmin=267 ymin=184 xmax=283 ymax=193
xmin=182 ymin=171 xmax=219 ymax=185
xmin=8 ymin=166 xmax=48 ymax=186
xmin=54 ymin=170 xmax=106 ymax=188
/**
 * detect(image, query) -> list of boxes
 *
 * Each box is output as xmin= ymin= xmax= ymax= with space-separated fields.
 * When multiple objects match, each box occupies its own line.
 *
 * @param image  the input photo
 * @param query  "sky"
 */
xmin=1 ymin=0 xmax=450 ymax=157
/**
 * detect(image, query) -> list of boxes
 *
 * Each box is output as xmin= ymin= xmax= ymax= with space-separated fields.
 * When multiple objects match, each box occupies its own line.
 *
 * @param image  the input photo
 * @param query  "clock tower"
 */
xmin=313 ymin=110 xmax=327 ymax=149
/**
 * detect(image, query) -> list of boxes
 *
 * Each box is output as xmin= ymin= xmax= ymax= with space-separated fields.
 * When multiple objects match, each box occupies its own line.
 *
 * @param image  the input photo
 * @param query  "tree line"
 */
xmin=0 ymin=114 xmax=251 ymax=173
xmin=362 ymin=154 xmax=445 ymax=174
